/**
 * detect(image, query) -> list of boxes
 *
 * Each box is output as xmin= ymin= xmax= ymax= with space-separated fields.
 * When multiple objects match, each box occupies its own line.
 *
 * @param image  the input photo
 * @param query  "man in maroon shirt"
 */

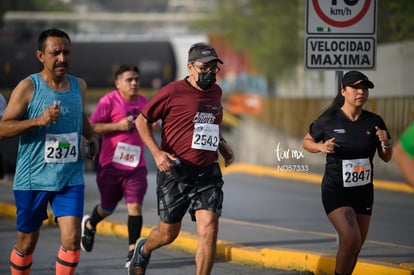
xmin=133 ymin=42 xmax=233 ymax=275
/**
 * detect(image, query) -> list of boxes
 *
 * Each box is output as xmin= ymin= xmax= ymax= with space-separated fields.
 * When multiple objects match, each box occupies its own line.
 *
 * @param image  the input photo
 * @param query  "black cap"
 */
xmin=342 ymin=70 xmax=374 ymax=88
xmin=188 ymin=43 xmax=223 ymax=64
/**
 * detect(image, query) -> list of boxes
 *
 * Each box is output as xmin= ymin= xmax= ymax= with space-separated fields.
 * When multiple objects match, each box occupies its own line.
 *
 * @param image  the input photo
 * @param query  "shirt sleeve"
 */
xmin=308 ymin=118 xmax=325 ymax=143
xmin=141 ymin=87 xmax=170 ymax=123
xmin=89 ymin=97 xmax=111 ymax=123
xmin=400 ymin=122 xmax=414 ymax=158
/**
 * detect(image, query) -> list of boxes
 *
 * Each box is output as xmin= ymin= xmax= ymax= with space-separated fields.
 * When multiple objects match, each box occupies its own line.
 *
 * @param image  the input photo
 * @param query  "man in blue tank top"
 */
xmin=0 ymin=28 xmax=99 ymax=275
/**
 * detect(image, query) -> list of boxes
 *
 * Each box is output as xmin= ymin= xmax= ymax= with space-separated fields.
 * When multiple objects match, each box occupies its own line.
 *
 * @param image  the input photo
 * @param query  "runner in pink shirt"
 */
xmin=81 ymin=64 xmax=149 ymax=269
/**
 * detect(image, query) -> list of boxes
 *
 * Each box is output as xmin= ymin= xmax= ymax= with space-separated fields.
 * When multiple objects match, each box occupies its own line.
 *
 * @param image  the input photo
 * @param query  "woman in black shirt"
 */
xmin=302 ymin=71 xmax=392 ymax=275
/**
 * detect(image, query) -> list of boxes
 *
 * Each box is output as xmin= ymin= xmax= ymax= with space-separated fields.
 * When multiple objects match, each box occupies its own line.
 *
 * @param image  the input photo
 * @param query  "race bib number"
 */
xmin=342 ymin=158 xmax=371 ymax=187
xmin=112 ymin=142 xmax=141 ymax=167
xmin=191 ymin=123 xmax=219 ymax=151
xmin=45 ymin=132 xmax=78 ymax=163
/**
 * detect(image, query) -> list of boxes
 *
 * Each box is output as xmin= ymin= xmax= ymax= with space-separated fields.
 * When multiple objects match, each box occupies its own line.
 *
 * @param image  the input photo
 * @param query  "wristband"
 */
xmin=382 ymin=143 xmax=391 ymax=149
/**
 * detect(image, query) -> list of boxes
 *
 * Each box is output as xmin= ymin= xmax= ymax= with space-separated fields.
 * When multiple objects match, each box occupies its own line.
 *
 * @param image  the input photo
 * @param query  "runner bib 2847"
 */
xmin=342 ymin=158 xmax=371 ymax=187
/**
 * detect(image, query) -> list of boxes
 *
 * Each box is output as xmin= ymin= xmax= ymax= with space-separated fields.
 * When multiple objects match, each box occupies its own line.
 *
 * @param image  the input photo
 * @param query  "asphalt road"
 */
xmin=0 ymin=218 xmax=307 ymax=275
xmin=0 ymin=166 xmax=413 ymax=274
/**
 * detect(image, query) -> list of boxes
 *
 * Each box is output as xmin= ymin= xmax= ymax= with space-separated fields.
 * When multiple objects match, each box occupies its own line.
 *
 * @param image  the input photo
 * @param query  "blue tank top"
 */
xmin=14 ymin=73 xmax=85 ymax=191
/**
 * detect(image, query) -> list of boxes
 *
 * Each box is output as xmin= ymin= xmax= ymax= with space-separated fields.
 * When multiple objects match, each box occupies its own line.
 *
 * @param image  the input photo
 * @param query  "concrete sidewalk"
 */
xmin=1 ymin=163 xmax=413 ymax=275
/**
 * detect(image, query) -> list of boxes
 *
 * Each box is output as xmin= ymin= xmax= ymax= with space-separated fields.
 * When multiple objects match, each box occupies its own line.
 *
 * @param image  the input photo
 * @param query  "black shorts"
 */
xmin=322 ymin=183 xmax=374 ymax=216
xmin=156 ymin=162 xmax=224 ymax=224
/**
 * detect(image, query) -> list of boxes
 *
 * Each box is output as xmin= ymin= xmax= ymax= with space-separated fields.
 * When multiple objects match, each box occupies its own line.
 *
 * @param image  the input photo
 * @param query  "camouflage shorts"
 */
xmin=156 ymin=163 xmax=224 ymax=223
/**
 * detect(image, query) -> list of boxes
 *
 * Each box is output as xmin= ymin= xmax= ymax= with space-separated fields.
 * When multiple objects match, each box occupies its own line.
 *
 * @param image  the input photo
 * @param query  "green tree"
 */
xmin=377 ymin=0 xmax=414 ymax=43
xmin=0 ymin=0 xmax=71 ymax=14
xmin=196 ymin=0 xmax=303 ymax=95
xmin=0 ymin=0 xmax=72 ymax=29
xmin=196 ymin=0 xmax=414 ymax=94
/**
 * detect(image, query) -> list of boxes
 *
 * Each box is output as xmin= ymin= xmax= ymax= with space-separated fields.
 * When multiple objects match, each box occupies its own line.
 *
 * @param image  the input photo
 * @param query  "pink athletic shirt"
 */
xmin=141 ymin=78 xmax=223 ymax=167
xmin=90 ymin=90 xmax=148 ymax=170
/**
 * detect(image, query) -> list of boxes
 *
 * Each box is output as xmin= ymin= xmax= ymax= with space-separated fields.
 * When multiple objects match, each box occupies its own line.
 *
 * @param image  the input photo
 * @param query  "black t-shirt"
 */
xmin=309 ymin=109 xmax=390 ymax=188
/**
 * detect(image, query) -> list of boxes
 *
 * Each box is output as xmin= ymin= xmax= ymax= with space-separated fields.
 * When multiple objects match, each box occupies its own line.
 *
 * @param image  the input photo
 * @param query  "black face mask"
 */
xmin=196 ymin=72 xmax=216 ymax=90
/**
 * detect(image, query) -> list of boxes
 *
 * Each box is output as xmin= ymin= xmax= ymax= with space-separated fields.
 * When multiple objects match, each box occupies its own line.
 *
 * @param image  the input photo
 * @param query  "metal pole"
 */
xmin=335 ymin=70 xmax=344 ymax=94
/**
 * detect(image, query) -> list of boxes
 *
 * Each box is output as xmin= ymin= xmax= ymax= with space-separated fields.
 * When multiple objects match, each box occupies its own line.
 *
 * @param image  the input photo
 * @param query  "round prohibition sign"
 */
xmin=312 ymin=0 xmax=371 ymax=27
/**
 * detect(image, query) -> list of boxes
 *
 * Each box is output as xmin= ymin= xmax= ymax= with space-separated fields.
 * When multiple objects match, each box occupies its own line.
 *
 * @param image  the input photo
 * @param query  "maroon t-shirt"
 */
xmin=141 ymin=78 xmax=223 ymax=167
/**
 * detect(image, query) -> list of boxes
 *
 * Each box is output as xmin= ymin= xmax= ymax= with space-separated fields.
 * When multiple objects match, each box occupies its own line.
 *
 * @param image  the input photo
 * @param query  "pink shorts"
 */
xmin=97 ymin=164 xmax=148 ymax=212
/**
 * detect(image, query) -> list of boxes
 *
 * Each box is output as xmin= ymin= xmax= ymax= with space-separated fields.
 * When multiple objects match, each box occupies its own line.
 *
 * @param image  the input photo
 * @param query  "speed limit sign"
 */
xmin=306 ymin=0 xmax=376 ymax=34
xmin=305 ymin=0 xmax=377 ymax=70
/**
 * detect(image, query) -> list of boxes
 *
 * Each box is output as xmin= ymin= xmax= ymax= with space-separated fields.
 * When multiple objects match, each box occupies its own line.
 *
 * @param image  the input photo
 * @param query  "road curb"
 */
xmin=0 ymin=202 xmax=412 ymax=275
xmin=1 ymin=164 xmax=413 ymax=274
xmin=95 ymin=217 xmax=413 ymax=275
xmin=221 ymin=163 xmax=414 ymax=194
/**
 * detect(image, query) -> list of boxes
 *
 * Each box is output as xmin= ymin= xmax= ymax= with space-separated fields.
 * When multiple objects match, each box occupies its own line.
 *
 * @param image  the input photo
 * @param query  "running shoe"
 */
xmin=125 ymin=249 xmax=134 ymax=268
xmin=80 ymin=215 xmax=95 ymax=252
xmin=128 ymin=237 xmax=151 ymax=275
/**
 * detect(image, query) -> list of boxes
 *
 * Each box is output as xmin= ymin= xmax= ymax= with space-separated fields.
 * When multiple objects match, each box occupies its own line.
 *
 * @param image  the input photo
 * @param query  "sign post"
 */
xmin=305 ymin=0 xmax=377 ymax=70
